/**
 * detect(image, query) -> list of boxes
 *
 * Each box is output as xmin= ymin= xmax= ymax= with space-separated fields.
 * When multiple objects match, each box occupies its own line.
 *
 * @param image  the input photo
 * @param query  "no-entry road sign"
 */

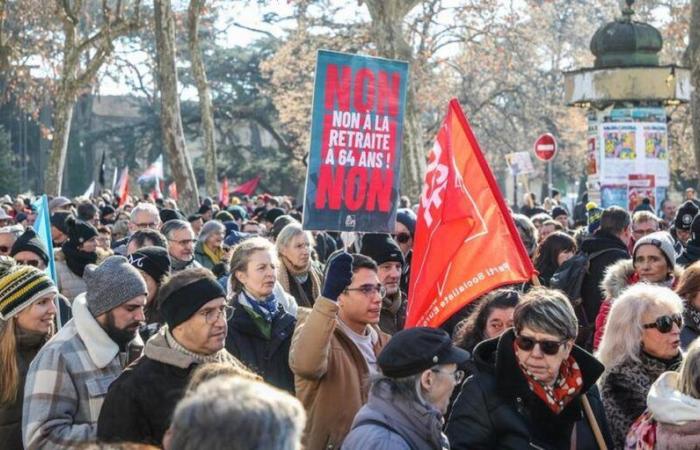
xmin=534 ymin=133 xmax=557 ymax=162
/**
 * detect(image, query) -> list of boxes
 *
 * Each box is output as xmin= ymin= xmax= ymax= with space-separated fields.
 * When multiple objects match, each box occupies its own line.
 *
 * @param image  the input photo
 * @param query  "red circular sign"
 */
xmin=534 ymin=133 xmax=557 ymax=162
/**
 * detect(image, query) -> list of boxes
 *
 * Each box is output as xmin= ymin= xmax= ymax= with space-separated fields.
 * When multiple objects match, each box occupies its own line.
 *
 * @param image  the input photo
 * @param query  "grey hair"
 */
xmin=596 ymin=283 xmax=683 ymax=369
xmin=169 ymin=376 xmax=306 ymax=450
xmin=129 ymin=202 xmax=160 ymax=223
xmin=369 ymin=373 xmax=428 ymax=407
xmin=679 ymin=339 xmax=700 ymax=399
xmin=512 ymin=214 xmax=538 ymax=257
xmin=275 ymin=223 xmax=314 ymax=255
xmin=198 ymin=220 xmax=225 ymax=243
xmin=513 ymin=287 xmax=578 ymax=340
xmin=161 ymin=220 xmax=192 ymax=240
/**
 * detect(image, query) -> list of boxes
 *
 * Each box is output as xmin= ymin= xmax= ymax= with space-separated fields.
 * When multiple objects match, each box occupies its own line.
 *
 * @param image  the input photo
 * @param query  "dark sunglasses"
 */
xmin=392 ymin=232 xmax=411 ymax=244
xmin=0 ymin=245 xmax=9 ymax=253
xmin=515 ymin=335 xmax=568 ymax=355
xmin=643 ymin=314 xmax=682 ymax=333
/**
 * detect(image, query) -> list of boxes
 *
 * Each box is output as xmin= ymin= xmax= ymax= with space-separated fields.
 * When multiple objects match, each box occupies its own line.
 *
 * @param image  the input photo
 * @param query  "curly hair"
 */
xmin=453 ymin=288 xmax=520 ymax=353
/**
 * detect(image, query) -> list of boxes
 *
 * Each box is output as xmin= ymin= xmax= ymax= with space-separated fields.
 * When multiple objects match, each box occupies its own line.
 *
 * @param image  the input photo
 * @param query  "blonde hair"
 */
xmin=678 ymin=339 xmax=700 ymax=398
xmin=596 ymin=283 xmax=684 ymax=369
xmin=228 ymin=237 xmax=277 ymax=295
xmin=0 ymin=320 xmax=19 ymax=404
xmin=185 ymin=362 xmax=260 ymax=394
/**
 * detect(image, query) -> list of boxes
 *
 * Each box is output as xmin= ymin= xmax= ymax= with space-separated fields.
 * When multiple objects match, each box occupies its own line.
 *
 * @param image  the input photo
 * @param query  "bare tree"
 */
xmin=188 ymin=0 xmax=218 ymax=197
xmin=153 ymin=0 xmax=199 ymax=213
xmin=45 ymin=0 xmax=143 ymax=195
xmin=690 ymin=0 xmax=700 ymax=182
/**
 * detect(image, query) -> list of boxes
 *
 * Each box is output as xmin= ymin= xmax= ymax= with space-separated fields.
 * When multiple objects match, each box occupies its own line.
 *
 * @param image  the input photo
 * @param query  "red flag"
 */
xmin=406 ymin=100 xmax=536 ymax=328
xmin=231 ymin=176 xmax=261 ymax=196
xmin=116 ymin=167 xmax=130 ymax=208
xmin=168 ymin=182 xmax=178 ymax=200
xmin=219 ymin=178 xmax=229 ymax=206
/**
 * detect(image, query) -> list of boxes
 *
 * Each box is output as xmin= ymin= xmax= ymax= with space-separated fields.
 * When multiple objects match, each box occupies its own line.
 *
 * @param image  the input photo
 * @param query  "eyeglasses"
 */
xmin=392 ymin=232 xmax=411 ymax=244
xmin=431 ymin=367 xmax=465 ymax=384
xmin=643 ymin=314 xmax=682 ymax=333
xmin=169 ymin=238 xmax=196 ymax=246
xmin=200 ymin=305 xmax=233 ymax=324
xmin=344 ymin=283 xmax=386 ymax=298
xmin=16 ymin=259 xmax=41 ymax=267
xmin=515 ymin=334 xmax=569 ymax=356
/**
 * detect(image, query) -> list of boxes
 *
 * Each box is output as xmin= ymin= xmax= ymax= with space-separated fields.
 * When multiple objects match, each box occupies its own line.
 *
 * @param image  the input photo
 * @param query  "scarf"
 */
xmin=241 ymin=289 xmax=279 ymax=323
xmin=278 ymin=256 xmax=321 ymax=306
xmin=171 ymin=256 xmax=194 ymax=271
xmin=61 ymin=240 xmax=97 ymax=277
xmin=516 ymin=342 xmax=583 ymax=414
xmin=164 ymin=327 xmax=229 ymax=364
xmin=202 ymin=242 xmax=224 ymax=265
xmin=684 ymin=304 xmax=700 ymax=333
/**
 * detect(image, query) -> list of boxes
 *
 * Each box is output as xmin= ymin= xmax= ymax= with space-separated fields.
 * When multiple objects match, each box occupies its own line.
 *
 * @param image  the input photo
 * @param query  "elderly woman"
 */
xmin=446 ymin=287 xmax=612 ymax=450
xmin=342 ymin=327 xmax=468 ymax=449
xmin=194 ymin=220 xmax=227 ymax=272
xmin=226 ymin=237 xmax=297 ymax=392
xmin=675 ymin=261 xmax=700 ymax=349
xmin=0 ymin=258 xmax=58 ymax=450
xmin=594 ymin=230 xmax=681 ymax=350
xmin=275 ymin=223 xmax=324 ymax=308
xmin=597 ymin=283 xmax=684 ymax=449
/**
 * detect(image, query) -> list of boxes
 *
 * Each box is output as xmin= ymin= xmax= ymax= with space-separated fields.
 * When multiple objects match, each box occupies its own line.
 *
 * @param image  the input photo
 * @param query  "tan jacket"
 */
xmin=289 ymin=297 xmax=390 ymax=450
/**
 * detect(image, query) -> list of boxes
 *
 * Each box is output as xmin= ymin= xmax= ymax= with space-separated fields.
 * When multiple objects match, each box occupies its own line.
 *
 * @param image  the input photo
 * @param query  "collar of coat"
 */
xmin=601 ymin=258 xmax=683 ymax=300
xmin=72 ymin=293 xmax=144 ymax=369
xmin=144 ymin=326 xmax=237 ymax=369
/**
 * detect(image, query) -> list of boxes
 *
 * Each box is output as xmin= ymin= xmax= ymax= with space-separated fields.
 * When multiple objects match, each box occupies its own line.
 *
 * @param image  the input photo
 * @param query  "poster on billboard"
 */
xmin=302 ymin=50 xmax=409 ymax=232
xmin=628 ymin=174 xmax=656 ymax=211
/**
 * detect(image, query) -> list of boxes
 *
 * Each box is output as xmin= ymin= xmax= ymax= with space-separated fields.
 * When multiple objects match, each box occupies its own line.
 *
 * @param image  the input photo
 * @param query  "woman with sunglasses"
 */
xmin=226 ymin=237 xmax=297 ymax=393
xmin=447 ymin=287 xmax=612 ymax=450
xmin=597 ymin=283 xmax=684 ymax=449
xmin=0 ymin=257 xmax=58 ymax=450
xmin=675 ymin=261 xmax=700 ymax=350
xmin=593 ymin=230 xmax=681 ymax=350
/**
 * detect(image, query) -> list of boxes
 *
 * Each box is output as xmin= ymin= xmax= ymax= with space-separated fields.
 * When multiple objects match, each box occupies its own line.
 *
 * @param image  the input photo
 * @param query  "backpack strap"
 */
xmin=587 ymin=248 xmax=620 ymax=261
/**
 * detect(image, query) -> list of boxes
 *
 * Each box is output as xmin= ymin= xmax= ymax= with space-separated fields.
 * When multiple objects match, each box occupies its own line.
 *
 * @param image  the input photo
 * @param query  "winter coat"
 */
xmin=97 ymin=328 xmax=242 ymax=445
xmin=276 ymin=262 xmax=323 ymax=308
xmin=593 ymin=259 xmax=682 ymax=350
xmin=677 ymin=239 xmax=700 ymax=266
xmin=226 ymin=295 xmax=296 ymax=393
xmin=446 ymin=329 xmax=613 ymax=450
xmin=54 ymin=254 xmax=87 ymax=302
xmin=193 ymin=240 xmax=217 ymax=271
xmin=342 ymin=380 xmax=449 ymax=450
xmin=0 ymin=328 xmax=47 ymax=450
xmin=378 ymin=291 xmax=407 ymax=336
xmin=644 ymin=371 xmax=700 ymax=450
xmin=599 ymin=351 xmax=682 ymax=449
xmin=289 ymin=297 xmax=391 ymax=450
xmin=580 ymin=231 xmax=629 ymax=327
xmin=22 ymin=294 xmax=142 ymax=450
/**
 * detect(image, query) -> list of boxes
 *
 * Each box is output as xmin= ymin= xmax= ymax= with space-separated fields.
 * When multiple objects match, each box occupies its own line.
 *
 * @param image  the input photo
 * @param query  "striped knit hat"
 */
xmin=0 ymin=264 xmax=57 ymax=320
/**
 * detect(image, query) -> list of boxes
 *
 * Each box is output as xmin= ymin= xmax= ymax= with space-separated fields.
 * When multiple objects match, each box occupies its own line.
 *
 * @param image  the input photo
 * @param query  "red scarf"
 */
xmin=515 ymin=343 xmax=584 ymax=414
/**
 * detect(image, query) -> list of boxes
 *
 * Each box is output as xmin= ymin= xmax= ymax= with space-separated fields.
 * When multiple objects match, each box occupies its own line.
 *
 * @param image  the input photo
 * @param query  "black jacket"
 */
xmin=677 ymin=240 xmax=700 ymax=266
xmin=225 ymin=298 xmax=296 ymax=393
xmin=446 ymin=329 xmax=613 ymax=450
xmin=580 ymin=231 xmax=629 ymax=322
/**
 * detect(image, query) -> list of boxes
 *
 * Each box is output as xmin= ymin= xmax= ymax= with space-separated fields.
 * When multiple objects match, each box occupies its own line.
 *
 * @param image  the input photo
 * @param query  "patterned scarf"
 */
xmin=515 ymin=342 xmax=584 ymax=414
xmin=242 ymin=289 xmax=279 ymax=323
xmin=683 ymin=304 xmax=700 ymax=333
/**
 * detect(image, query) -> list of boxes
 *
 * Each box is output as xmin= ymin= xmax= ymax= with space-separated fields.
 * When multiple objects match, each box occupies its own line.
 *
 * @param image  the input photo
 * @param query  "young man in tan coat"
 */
xmin=289 ymin=252 xmax=390 ymax=450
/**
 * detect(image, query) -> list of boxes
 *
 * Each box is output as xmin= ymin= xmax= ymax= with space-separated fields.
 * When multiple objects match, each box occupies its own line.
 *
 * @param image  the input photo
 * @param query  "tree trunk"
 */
xmin=188 ymin=0 xmax=218 ymax=198
xmin=45 ymin=86 xmax=77 ymax=195
xmin=363 ymin=0 xmax=425 ymax=201
xmin=154 ymin=0 xmax=199 ymax=214
xmin=690 ymin=0 xmax=700 ymax=185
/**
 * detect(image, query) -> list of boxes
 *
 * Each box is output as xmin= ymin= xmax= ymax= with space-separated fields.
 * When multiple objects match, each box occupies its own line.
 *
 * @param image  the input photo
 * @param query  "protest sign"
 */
xmin=406 ymin=99 xmax=536 ymax=328
xmin=302 ymin=50 xmax=408 ymax=232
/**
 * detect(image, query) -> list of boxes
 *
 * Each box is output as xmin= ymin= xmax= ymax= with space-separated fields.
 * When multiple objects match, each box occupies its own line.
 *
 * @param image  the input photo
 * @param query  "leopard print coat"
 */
xmin=599 ymin=351 xmax=682 ymax=449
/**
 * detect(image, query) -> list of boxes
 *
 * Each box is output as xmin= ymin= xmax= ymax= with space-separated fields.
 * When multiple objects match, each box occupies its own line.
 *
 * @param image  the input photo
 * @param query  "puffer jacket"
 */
xmin=446 ymin=329 xmax=613 ymax=450
xmin=599 ymin=351 xmax=682 ymax=449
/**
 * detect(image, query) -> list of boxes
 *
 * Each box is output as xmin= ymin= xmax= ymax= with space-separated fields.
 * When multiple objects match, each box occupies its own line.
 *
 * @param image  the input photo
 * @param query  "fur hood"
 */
xmin=648 ymin=371 xmax=700 ymax=424
xmin=600 ymin=258 xmax=683 ymax=300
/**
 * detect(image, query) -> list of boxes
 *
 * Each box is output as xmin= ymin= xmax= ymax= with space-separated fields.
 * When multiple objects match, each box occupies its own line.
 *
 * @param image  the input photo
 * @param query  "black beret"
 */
xmin=378 ymin=327 xmax=470 ymax=378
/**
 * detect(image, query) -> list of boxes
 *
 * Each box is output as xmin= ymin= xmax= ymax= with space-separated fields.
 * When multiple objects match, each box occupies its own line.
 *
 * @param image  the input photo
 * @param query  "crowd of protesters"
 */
xmin=0 ymin=187 xmax=700 ymax=449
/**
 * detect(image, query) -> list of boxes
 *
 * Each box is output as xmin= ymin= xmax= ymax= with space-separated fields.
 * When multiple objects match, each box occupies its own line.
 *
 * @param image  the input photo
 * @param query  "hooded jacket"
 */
xmin=646 ymin=371 xmax=700 ymax=450
xmin=446 ymin=329 xmax=612 ymax=450
xmin=342 ymin=380 xmax=448 ymax=450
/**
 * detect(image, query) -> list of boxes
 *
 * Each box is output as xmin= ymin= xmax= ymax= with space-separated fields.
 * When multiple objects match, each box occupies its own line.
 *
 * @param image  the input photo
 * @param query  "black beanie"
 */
xmin=65 ymin=215 xmax=98 ymax=245
xmin=51 ymin=211 xmax=71 ymax=235
xmin=360 ymin=233 xmax=405 ymax=266
xmin=675 ymin=201 xmax=699 ymax=231
xmin=160 ymin=276 xmax=226 ymax=330
xmin=551 ymin=206 xmax=568 ymax=219
xmin=128 ymin=246 xmax=171 ymax=283
xmin=160 ymin=208 xmax=185 ymax=224
xmin=265 ymin=207 xmax=285 ymax=224
xmin=10 ymin=228 xmax=49 ymax=265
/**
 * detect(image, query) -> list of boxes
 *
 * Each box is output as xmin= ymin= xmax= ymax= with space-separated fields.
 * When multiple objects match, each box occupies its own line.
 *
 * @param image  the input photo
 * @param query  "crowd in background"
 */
xmin=0 ymin=187 xmax=700 ymax=449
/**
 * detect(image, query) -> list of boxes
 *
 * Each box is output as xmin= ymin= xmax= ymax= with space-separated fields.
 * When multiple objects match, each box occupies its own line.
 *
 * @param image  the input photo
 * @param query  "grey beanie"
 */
xmin=633 ymin=231 xmax=676 ymax=269
xmin=85 ymin=255 xmax=148 ymax=317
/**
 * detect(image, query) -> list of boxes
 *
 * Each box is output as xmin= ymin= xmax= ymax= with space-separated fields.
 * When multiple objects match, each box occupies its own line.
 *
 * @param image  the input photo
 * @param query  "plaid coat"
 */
xmin=22 ymin=294 xmax=142 ymax=450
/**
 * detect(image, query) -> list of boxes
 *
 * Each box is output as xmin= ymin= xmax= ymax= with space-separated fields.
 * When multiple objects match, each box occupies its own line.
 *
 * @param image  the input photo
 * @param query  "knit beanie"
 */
xmin=85 ymin=256 xmax=148 ymax=317
xmin=396 ymin=208 xmax=417 ymax=237
xmin=551 ymin=206 xmax=568 ymax=219
xmin=633 ymin=231 xmax=676 ymax=269
xmin=264 ymin=207 xmax=285 ymax=224
xmin=226 ymin=205 xmax=247 ymax=221
xmin=65 ymin=215 xmax=98 ymax=245
xmin=587 ymin=202 xmax=603 ymax=234
xmin=0 ymin=258 xmax=57 ymax=320
xmin=675 ymin=201 xmax=698 ymax=231
xmin=160 ymin=275 xmax=226 ymax=330
xmin=50 ymin=211 xmax=71 ymax=234
xmin=128 ymin=246 xmax=171 ymax=284
xmin=215 ymin=210 xmax=234 ymax=222
xmin=360 ymin=233 xmax=405 ymax=266
xmin=160 ymin=208 xmax=185 ymax=224
xmin=10 ymin=228 xmax=49 ymax=265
